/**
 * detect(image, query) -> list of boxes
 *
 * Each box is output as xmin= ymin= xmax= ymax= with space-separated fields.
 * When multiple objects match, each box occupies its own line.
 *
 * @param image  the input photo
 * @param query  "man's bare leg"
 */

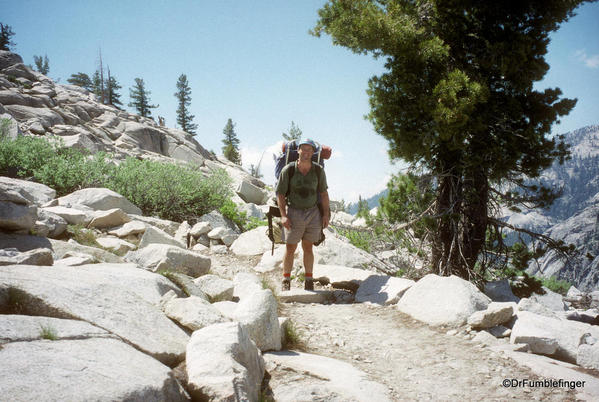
xmin=302 ymin=240 xmax=314 ymax=290
xmin=282 ymin=243 xmax=297 ymax=290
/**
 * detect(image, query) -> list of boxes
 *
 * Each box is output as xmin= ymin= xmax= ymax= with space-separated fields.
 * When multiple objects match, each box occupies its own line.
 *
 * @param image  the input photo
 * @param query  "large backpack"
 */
xmin=274 ymin=140 xmax=332 ymax=180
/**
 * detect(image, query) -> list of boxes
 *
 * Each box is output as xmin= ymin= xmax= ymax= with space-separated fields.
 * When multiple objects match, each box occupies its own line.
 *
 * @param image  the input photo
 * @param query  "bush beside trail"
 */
xmin=0 ymin=132 xmax=238 ymax=223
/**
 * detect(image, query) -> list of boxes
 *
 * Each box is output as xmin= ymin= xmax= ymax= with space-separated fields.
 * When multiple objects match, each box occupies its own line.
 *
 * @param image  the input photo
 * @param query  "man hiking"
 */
xmin=276 ymin=139 xmax=330 ymax=291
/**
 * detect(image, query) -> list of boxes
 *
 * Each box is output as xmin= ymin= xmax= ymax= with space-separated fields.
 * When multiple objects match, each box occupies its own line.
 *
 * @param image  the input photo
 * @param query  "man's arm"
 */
xmin=277 ymin=193 xmax=291 ymax=229
xmin=320 ymin=191 xmax=330 ymax=228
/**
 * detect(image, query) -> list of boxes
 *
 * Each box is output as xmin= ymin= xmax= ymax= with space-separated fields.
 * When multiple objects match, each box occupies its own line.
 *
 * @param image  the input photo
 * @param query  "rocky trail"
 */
xmin=207 ymin=253 xmax=589 ymax=401
xmin=276 ymin=302 xmax=576 ymax=401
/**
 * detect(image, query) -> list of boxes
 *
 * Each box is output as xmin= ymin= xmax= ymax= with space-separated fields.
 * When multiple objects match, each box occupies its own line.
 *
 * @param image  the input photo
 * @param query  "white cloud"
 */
xmin=575 ymin=49 xmax=599 ymax=69
xmin=585 ymin=55 xmax=599 ymax=68
xmin=240 ymin=141 xmax=283 ymax=186
xmin=330 ymin=173 xmax=392 ymax=204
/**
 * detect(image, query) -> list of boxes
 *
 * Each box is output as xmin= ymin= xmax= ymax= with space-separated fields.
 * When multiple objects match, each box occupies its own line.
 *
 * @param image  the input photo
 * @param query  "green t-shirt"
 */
xmin=276 ymin=161 xmax=328 ymax=209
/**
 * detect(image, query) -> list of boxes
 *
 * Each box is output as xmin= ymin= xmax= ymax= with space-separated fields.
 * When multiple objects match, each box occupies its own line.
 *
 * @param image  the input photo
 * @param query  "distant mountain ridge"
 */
xmin=503 ymin=124 xmax=599 ymax=291
xmin=347 ymin=189 xmax=389 ymax=215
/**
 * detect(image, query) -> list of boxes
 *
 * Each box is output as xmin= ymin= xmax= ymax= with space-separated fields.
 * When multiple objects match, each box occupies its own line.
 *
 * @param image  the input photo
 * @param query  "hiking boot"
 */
xmin=282 ymin=278 xmax=290 ymax=291
xmin=304 ymin=278 xmax=314 ymax=291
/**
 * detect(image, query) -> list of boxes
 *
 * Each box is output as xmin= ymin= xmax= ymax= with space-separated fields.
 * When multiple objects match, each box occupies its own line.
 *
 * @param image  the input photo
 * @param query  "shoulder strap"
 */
xmin=315 ymin=164 xmax=321 ymax=192
xmin=315 ymin=141 xmax=322 ymax=165
xmin=284 ymin=140 xmax=295 ymax=165
xmin=285 ymin=163 xmax=296 ymax=198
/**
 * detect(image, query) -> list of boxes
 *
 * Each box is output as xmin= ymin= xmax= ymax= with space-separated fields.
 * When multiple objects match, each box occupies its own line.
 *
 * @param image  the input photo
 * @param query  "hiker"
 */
xmin=276 ymin=139 xmax=330 ymax=291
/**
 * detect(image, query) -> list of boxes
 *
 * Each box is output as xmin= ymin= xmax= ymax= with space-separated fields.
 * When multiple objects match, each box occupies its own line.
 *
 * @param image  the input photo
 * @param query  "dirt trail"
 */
xmin=279 ymin=302 xmax=578 ymax=401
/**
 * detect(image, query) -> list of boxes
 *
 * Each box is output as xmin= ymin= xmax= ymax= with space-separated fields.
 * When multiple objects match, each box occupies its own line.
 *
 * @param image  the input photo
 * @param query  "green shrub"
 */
xmin=542 ymin=276 xmax=571 ymax=296
xmin=5 ymin=75 xmax=18 ymax=84
xmin=107 ymin=158 xmax=232 ymax=222
xmin=0 ymin=134 xmax=112 ymax=194
xmin=33 ymin=150 xmax=114 ymax=195
xmin=0 ymin=134 xmax=57 ymax=177
xmin=219 ymin=199 xmax=247 ymax=229
xmin=0 ymin=118 xmax=11 ymax=138
xmin=219 ymin=200 xmax=268 ymax=232
xmin=337 ymin=228 xmax=372 ymax=252
xmin=1 ymin=134 xmax=234 ymax=223
xmin=66 ymin=224 xmax=100 ymax=247
xmin=245 ymin=216 xmax=267 ymax=231
xmin=282 ymin=320 xmax=305 ymax=351
xmin=39 ymin=325 xmax=58 ymax=340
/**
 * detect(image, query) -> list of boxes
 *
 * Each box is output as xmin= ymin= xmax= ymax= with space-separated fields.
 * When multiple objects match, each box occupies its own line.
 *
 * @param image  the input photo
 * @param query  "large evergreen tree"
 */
xmin=174 ymin=74 xmax=198 ymax=134
xmin=282 ymin=121 xmax=302 ymax=141
xmin=67 ymin=72 xmax=93 ymax=91
xmin=33 ymin=55 xmax=49 ymax=75
xmin=0 ymin=23 xmax=15 ymax=51
xmin=222 ymin=118 xmax=241 ymax=164
xmin=128 ymin=78 xmax=158 ymax=118
xmin=313 ymin=0 xmax=588 ymax=282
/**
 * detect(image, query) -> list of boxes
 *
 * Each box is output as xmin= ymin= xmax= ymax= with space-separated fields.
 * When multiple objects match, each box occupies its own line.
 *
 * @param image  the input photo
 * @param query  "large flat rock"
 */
xmin=125 ymin=243 xmax=210 ymax=277
xmin=0 ymin=176 xmax=56 ymax=205
xmin=510 ymin=310 xmax=599 ymax=363
xmin=57 ymin=187 xmax=142 ymax=215
xmin=0 ymin=314 xmax=112 ymax=342
xmin=230 ymin=226 xmax=272 ymax=256
xmin=498 ymin=347 xmax=599 ymax=401
xmin=50 ymin=238 xmax=124 ymax=263
xmin=264 ymin=351 xmax=391 ymax=402
xmin=311 ymin=230 xmax=389 ymax=272
xmin=0 ymin=338 xmax=187 ymax=402
xmin=0 ymin=263 xmax=189 ymax=366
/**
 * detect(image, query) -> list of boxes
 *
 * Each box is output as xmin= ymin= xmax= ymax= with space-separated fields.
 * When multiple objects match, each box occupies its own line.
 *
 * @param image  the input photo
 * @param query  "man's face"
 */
xmin=298 ymin=144 xmax=315 ymax=161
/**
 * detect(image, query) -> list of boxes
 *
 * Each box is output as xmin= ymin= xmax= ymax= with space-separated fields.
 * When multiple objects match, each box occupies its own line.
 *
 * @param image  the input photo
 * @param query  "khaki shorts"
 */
xmin=284 ymin=206 xmax=322 ymax=244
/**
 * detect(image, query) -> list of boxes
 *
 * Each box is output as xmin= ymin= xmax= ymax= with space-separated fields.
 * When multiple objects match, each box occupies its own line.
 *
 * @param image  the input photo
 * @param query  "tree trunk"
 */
xmin=461 ymin=168 xmax=489 ymax=281
xmin=431 ymin=173 xmax=465 ymax=277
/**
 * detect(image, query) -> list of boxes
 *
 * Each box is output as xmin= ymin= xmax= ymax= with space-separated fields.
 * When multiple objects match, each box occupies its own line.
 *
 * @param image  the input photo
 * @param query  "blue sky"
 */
xmin=2 ymin=0 xmax=598 ymax=203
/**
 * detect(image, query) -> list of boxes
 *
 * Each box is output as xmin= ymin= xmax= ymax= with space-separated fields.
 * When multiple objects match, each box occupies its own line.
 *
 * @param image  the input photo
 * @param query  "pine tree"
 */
xmin=106 ymin=67 xmax=122 ymax=107
xmin=92 ymin=70 xmax=103 ymax=100
xmin=313 ymin=0 xmax=585 ymax=282
xmin=67 ymin=72 xmax=93 ymax=91
xmin=222 ymin=118 xmax=241 ymax=164
xmin=356 ymin=196 xmax=370 ymax=220
xmin=174 ymin=74 xmax=197 ymax=134
xmin=128 ymin=78 xmax=158 ymax=118
xmin=282 ymin=121 xmax=302 ymax=141
xmin=0 ymin=23 xmax=15 ymax=51
xmin=33 ymin=55 xmax=49 ymax=75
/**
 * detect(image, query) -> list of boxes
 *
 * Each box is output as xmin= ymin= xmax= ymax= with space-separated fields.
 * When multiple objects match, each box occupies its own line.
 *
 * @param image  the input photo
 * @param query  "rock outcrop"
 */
xmin=397 ymin=274 xmax=491 ymax=327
